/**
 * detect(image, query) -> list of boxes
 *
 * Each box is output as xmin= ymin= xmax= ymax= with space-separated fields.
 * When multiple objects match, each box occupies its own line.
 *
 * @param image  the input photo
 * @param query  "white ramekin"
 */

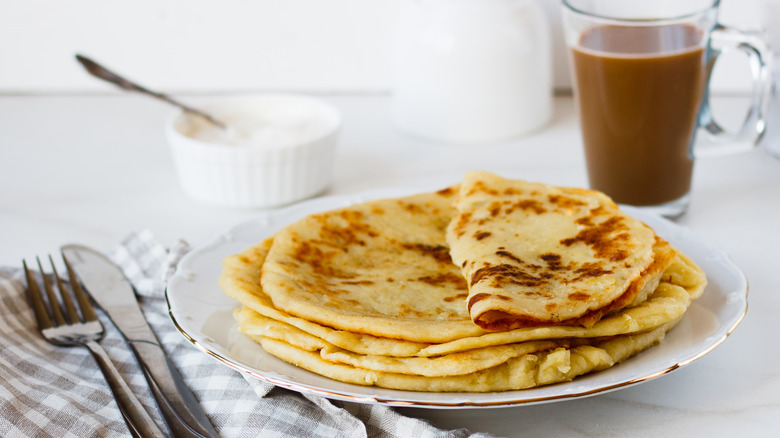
xmin=166 ymin=94 xmax=341 ymax=208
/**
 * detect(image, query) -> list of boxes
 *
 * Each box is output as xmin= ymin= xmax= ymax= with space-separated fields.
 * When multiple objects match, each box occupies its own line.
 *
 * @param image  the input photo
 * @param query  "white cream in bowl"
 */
xmin=179 ymin=98 xmax=336 ymax=147
xmin=166 ymin=94 xmax=341 ymax=208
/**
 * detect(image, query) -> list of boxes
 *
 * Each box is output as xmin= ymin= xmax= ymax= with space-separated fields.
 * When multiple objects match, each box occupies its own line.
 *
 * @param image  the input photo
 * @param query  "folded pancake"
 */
xmin=447 ymin=171 xmax=675 ymax=331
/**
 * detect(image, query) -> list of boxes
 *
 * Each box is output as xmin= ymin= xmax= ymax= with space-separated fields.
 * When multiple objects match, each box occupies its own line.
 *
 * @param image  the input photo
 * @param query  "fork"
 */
xmin=23 ymin=254 xmax=167 ymax=438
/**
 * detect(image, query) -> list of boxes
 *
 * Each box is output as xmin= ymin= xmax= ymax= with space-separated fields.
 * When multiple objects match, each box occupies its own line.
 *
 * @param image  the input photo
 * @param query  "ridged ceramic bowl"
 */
xmin=166 ymin=94 xmax=341 ymax=208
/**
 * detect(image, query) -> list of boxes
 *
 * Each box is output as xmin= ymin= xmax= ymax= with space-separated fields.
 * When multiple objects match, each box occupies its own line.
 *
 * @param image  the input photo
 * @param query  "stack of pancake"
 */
xmin=220 ymin=171 xmax=706 ymax=392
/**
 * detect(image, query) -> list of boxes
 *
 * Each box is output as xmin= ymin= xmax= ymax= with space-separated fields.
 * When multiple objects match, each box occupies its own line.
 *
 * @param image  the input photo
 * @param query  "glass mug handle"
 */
xmin=696 ymin=24 xmax=773 ymax=156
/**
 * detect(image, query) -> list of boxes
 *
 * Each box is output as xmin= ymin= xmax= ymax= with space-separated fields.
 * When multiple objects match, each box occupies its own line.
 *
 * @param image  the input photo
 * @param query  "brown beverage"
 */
xmin=570 ymin=24 xmax=706 ymax=206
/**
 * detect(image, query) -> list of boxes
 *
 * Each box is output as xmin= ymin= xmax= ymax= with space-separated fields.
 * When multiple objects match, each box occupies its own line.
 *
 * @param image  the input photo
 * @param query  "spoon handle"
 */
xmin=75 ymin=54 xmax=226 ymax=130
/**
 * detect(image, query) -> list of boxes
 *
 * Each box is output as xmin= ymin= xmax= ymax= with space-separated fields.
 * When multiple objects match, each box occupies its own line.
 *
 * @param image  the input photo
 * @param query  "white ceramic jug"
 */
xmin=392 ymin=0 xmax=552 ymax=144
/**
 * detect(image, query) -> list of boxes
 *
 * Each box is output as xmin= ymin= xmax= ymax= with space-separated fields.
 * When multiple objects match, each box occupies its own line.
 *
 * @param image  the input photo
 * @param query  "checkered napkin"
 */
xmin=0 ymin=231 xmax=495 ymax=438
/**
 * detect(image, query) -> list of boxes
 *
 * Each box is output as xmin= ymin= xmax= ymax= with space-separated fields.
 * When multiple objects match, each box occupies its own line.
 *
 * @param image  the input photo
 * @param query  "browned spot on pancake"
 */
xmin=292 ymin=241 xmax=355 ymax=279
xmin=568 ymin=291 xmax=591 ymax=301
xmin=548 ymin=194 xmax=587 ymax=209
xmin=398 ymin=201 xmax=424 ymax=214
xmin=314 ymin=210 xmax=379 ymax=249
xmin=518 ymin=288 xmax=554 ymax=297
xmin=503 ymin=187 xmax=519 ymax=195
xmin=540 ymin=253 xmax=563 ymax=270
xmin=545 ymin=303 xmax=558 ymax=312
xmin=496 ymin=295 xmax=512 ymax=301
xmin=341 ymin=280 xmax=375 ymax=286
xmin=526 ymin=263 xmax=544 ymax=271
xmin=495 ymin=250 xmax=523 ymax=265
xmin=386 ymin=277 xmax=394 ymax=282
xmin=474 ymin=231 xmax=492 ymax=240
xmin=575 ymin=216 xmax=594 ymax=227
xmin=443 ymin=292 xmax=469 ymax=302
xmin=610 ymin=250 xmax=629 ymax=262
xmin=468 ymin=180 xmax=499 ymax=196
xmin=291 ymin=241 xmax=317 ymax=260
xmin=402 ymin=243 xmax=453 ymax=264
xmin=514 ymin=199 xmax=547 ymax=215
xmin=308 ymin=238 xmax=345 ymax=251
xmin=436 ymin=186 xmax=456 ymax=196
xmin=415 ymin=273 xmax=467 ymax=289
xmin=467 ymin=293 xmax=492 ymax=311
xmin=471 ymin=264 xmax=548 ymax=288
xmin=559 ymin=216 xmax=631 ymax=260
xmin=489 ymin=201 xmax=502 ymax=217
xmin=399 ymin=304 xmax=426 ymax=318
xmin=571 ymin=262 xmax=613 ymax=281
xmin=453 ymin=212 xmax=473 ymax=237
xmin=370 ymin=206 xmax=385 ymax=215
xmin=314 ymin=288 xmax=351 ymax=297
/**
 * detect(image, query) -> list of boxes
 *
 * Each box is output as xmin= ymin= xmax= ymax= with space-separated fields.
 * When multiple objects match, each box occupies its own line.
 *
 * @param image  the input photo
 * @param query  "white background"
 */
xmin=0 ymin=0 xmax=774 ymax=95
xmin=1 ymin=2 xmax=779 ymax=436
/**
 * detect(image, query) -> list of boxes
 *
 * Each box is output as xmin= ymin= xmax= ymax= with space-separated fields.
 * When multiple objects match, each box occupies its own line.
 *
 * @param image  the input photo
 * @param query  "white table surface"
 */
xmin=1 ymin=94 xmax=778 ymax=437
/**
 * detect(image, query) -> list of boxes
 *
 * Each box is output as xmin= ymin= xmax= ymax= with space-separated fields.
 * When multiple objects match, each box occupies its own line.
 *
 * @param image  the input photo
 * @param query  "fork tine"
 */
xmin=23 ymin=259 xmax=54 ymax=330
xmin=62 ymin=251 xmax=98 ymax=322
xmin=49 ymin=254 xmax=80 ymax=324
xmin=36 ymin=256 xmax=67 ymax=326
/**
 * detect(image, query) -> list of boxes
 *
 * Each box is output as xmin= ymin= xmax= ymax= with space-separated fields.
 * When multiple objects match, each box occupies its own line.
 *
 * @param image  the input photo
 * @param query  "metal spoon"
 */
xmin=75 ymin=54 xmax=228 ymax=130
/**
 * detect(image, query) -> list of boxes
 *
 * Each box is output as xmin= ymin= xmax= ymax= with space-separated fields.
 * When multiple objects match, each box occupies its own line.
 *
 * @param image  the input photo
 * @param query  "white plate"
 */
xmin=166 ymin=189 xmax=748 ymax=409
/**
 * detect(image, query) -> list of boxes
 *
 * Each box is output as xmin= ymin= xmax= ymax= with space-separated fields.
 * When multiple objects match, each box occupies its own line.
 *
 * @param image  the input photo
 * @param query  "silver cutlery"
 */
xmin=62 ymin=244 xmax=220 ymax=438
xmin=23 ymin=254 xmax=167 ymax=438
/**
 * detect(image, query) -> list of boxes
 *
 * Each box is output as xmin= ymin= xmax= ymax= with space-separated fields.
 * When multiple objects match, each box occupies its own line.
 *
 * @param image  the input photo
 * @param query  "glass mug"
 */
xmin=562 ymin=0 xmax=772 ymax=218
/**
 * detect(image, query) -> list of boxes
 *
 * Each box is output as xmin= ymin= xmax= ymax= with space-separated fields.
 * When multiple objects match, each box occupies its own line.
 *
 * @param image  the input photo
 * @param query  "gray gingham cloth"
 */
xmin=0 ymin=231 xmax=495 ymax=438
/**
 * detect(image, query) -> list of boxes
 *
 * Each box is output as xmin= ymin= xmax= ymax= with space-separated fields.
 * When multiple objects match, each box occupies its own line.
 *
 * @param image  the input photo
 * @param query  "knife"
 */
xmin=62 ymin=244 xmax=220 ymax=438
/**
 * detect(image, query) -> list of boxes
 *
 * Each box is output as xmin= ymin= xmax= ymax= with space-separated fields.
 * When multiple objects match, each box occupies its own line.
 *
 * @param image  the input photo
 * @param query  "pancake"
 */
xmin=253 ymin=321 xmax=677 ymax=393
xmin=256 ymin=187 xmax=492 ymax=343
xmin=222 ymin=237 xmax=705 ymax=358
xmin=218 ymin=176 xmax=707 ymax=392
xmin=447 ymin=171 xmax=672 ymax=331
xmin=235 ymin=308 xmax=561 ymax=377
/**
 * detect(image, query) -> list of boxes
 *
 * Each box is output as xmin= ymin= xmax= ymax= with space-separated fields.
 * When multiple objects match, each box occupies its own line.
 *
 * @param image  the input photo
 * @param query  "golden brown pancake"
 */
xmin=222 ymin=236 xmax=704 ymax=358
xmin=252 ymin=321 xmax=677 ymax=392
xmin=447 ymin=171 xmax=674 ymax=331
xmin=219 ymin=175 xmax=707 ymax=392
xmin=256 ymin=186 xmax=487 ymax=343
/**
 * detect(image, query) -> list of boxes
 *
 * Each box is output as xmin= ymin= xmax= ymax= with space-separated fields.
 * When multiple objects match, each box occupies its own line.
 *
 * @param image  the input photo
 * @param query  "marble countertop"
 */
xmin=1 ymin=94 xmax=778 ymax=437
